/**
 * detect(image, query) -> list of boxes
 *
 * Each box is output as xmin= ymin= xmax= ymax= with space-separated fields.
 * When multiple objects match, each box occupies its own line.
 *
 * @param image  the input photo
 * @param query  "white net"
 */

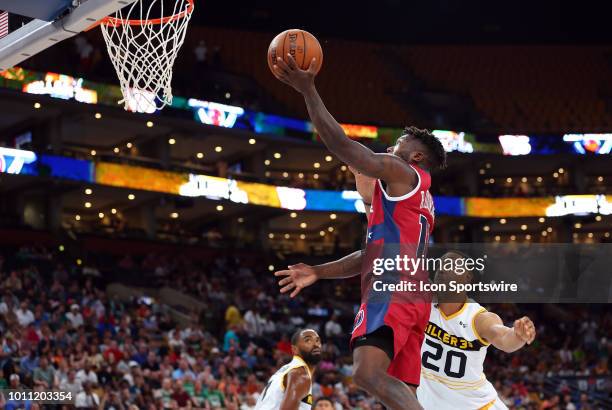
xmin=100 ymin=0 xmax=194 ymax=113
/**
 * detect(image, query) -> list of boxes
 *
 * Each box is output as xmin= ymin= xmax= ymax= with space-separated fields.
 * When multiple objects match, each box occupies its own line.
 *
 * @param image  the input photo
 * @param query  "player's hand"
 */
xmin=513 ymin=316 xmax=536 ymax=345
xmin=274 ymin=263 xmax=318 ymax=298
xmin=273 ymin=54 xmax=318 ymax=94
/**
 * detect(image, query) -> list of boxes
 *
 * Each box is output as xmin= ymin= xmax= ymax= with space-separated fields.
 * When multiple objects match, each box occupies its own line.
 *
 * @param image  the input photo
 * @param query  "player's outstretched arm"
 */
xmin=273 ymin=55 xmax=413 ymax=183
xmin=274 ymin=250 xmax=363 ymax=297
xmin=474 ymin=312 xmax=536 ymax=353
xmin=280 ymin=367 xmax=311 ymax=410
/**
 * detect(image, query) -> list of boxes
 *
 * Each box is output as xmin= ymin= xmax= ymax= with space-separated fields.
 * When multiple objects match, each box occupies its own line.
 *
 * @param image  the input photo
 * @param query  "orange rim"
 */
xmin=100 ymin=0 xmax=194 ymax=26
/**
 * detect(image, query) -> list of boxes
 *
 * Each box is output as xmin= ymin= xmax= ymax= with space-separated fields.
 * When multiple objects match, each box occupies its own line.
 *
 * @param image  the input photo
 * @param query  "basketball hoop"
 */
xmin=99 ymin=0 xmax=194 ymax=113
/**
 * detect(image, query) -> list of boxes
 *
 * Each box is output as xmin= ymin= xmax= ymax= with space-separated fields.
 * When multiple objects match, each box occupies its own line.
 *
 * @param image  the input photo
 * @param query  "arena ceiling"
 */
xmin=196 ymin=0 xmax=611 ymax=44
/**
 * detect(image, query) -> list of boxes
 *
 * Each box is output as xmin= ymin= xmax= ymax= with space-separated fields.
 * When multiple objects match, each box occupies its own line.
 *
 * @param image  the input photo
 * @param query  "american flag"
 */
xmin=0 ymin=11 xmax=8 ymax=38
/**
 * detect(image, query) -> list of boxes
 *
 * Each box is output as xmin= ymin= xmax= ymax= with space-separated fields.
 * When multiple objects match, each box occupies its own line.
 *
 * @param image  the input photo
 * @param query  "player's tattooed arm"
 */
xmin=315 ymin=249 xmax=364 ymax=280
xmin=273 ymin=55 xmax=415 ymax=184
xmin=275 ymin=251 xmax=363 ymax=297
xmin=280 ymin=367 xmax=311 ymax=410
xmin=474 ymin=312 xmax=536 ymax=353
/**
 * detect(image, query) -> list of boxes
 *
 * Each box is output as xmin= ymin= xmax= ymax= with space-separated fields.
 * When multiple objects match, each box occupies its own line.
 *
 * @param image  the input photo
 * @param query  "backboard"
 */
xmin=0 ymin=0 xmax=74 ymax=21
xmin=0 ymin=0 xmax=136 ymax=71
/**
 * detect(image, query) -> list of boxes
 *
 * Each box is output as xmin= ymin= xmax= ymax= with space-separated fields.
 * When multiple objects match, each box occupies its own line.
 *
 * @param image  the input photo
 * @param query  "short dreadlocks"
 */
xmin=403 ymin=126 xmax=447 ymax=170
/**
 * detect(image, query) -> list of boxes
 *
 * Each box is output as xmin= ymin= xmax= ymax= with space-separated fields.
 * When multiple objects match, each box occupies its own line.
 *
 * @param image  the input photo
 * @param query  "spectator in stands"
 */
xmin=14 ymin=300 xmax=34 ymax=327
xmin=314 ymin=396 xmax=336 ymax=410
xmin=243 ymin=306 xmax=266 ymax=338
xmin=59 ymin=369 xmax=82 ymax=398
xmin=324 ymin=314 xmax=342 ymax=341
xmin=75 ymin=381 xmax=100 ymax=409
xmin=19 ymin=348 xmax=39 ymax=379
xmin=76 ymin=362 xmax=98 ymax=387
xmin=9 ymin=373 xmax=22 ymax=389
xmin=172 ymin=359 xmax=196 ymax=381
xmin=33 ymin=356 xmax=56 ymax=389
xmin=223 ymin=326 xmax=240 ymax=352
xmin=66 ymin=304 xmax=84 ymax=328
xmin=225 ymin=304 xmax=243 ymax=328
xmin=171 ymin=379 xmax=191 ymax=408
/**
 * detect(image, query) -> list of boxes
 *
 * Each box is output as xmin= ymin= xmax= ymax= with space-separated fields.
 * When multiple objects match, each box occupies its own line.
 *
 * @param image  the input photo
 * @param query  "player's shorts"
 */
xmin=350 ymin=300 xmax=431 ymax=386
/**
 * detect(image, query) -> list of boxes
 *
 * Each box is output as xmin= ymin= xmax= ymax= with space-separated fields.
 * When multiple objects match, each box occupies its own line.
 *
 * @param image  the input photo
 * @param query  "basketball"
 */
xmin=267 ymin=29 xmax=323 ymax=75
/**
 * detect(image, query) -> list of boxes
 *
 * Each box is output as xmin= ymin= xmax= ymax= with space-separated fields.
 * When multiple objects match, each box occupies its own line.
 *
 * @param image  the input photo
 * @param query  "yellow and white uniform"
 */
xmin=255 ymin=355 xmax=313 ymax=410
xmin=417 ymin=301 xmax=508 ymax=410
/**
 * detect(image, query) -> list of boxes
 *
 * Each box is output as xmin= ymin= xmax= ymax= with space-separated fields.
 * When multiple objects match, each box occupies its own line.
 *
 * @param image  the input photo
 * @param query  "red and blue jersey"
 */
xmin=353 ymin=164 xmax=434 ymax=339
xmin=366 ymin=164 xmax=434 ymax=254
xmin=350 ymin=164 xmax=434 ymax=385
